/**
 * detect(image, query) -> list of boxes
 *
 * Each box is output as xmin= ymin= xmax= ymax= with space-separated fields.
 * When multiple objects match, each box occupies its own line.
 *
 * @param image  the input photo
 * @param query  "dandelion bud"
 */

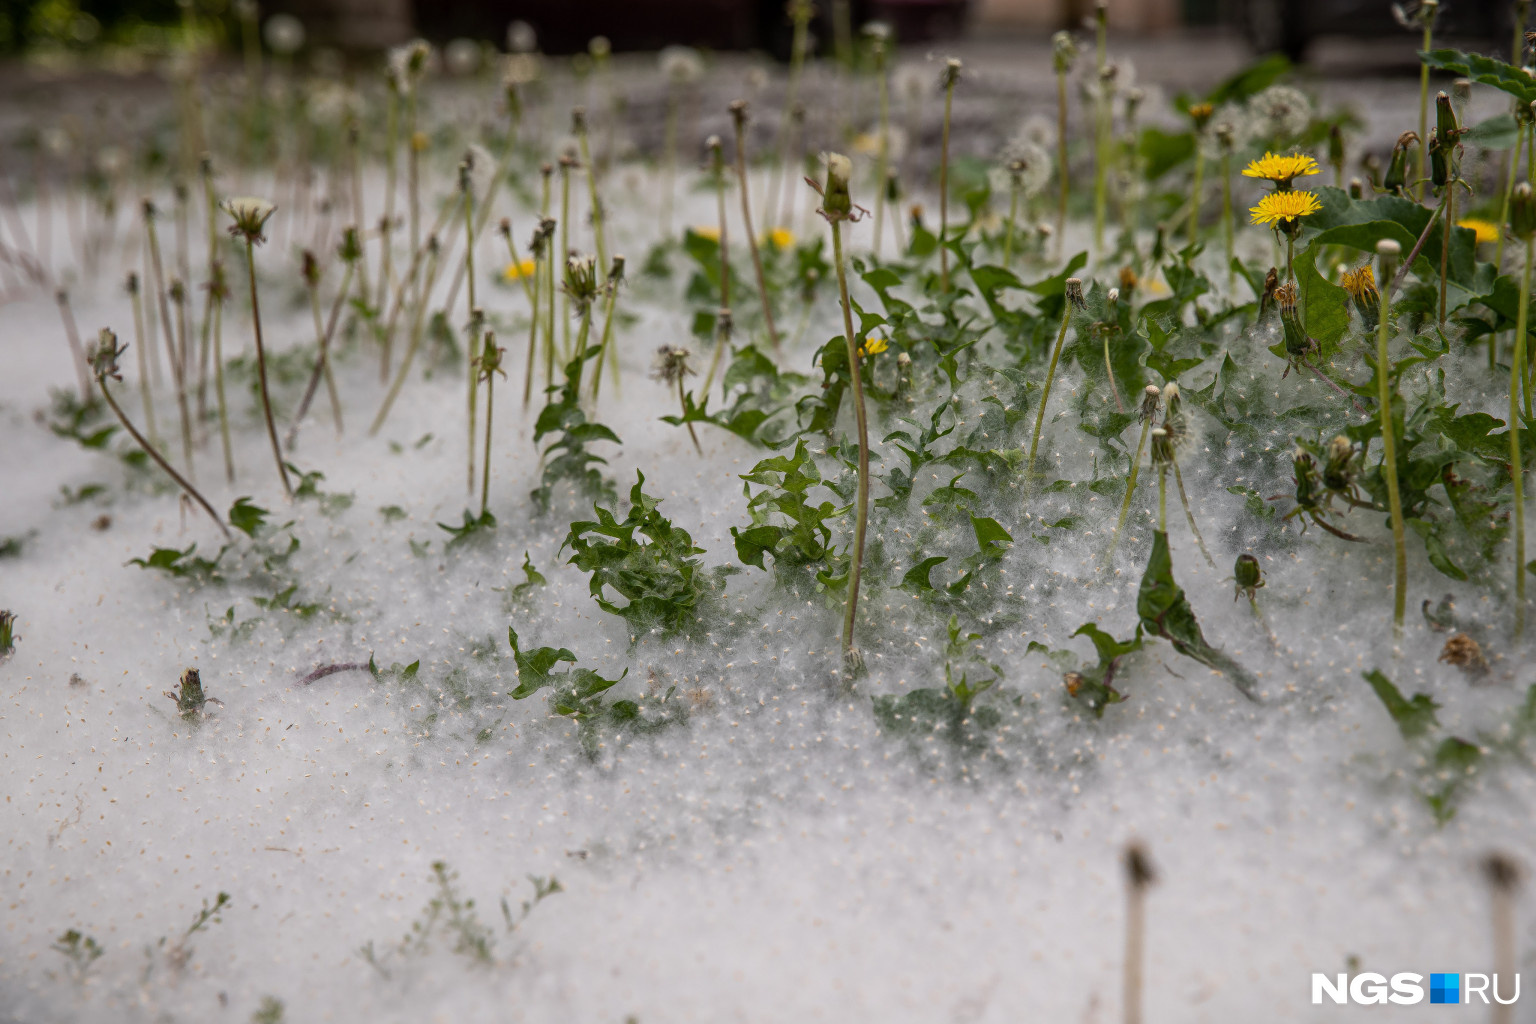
xmin=823 ymin=152 xmax=853 ymax=218
xmin=884 ymin=168 xmax=901 ymax=202
xmin=168 ymin=279 xmax=186 ymax=305
xmin=1511 ymin=182 xmax=1536 ymax=241
xmin=339 ymin=227 xmax=361 ymax=264
xmin=1435 ymin=90 xmax=1459 ymax=143
xmin=1376 ymin=238 xmax=1401 ymax=285
xmin=90 ymin=328 xmax=123 ymax=381
xmin=1328 ymin=123 xmax=1345 ymax=169
xmin=1483 ymin=853 xmax=1522 ymax=894
xmin=1065 ymin=278 xmax=1086 ymax=311
xmin=1383 ymin=132 xmax=1417 ymax=196
xmin=1348 ymin=177 xmax=1363 ymax=200
xmin=1215 ymin=123 xmax=1234 ymax=151
xmin=1429 ymin=129 xmax=1449 ymax=189
xmin=940 ymin=57 xmax=962 ymax=90
xmin=302 ymin=250 xmax=319 ymax=288
xmin=1052 ymin=31 xmax=1079 ymax=74
xmin=1107 ymin=287 xmax=1119 ymax=309
xmin=1139 ymin=384 xmax=1161 ymax=422
xmin=1452 ymin=77 xmax=1472 ymax=109
xmin=729 ymin=99 xmax=748 ymax=128
xmin=571 ymin=106 xmax=587 ymax=134
xmin=1233 ymin=554 xmax=1263 ymax=600
xmin=126 ymin=271 xmax=139 ymax=295
xmin=897 ymin=351 xmax=912 ymax=368
xmin=1150 ymin=427 xmax=1173 ymax=467
xmin=1188 ymin=102 xmax=1213 ymax=132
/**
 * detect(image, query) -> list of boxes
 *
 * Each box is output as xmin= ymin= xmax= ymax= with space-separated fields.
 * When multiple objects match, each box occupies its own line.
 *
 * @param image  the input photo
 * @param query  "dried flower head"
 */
xmin=562 ymin=254 xmax=599 ymax=308
xmin=1246 ymin=85 xmax=1312 ymax=144
xmin=1272 ymin=281 xmax=1299 ymax=312
xmin=1065 ymin=278 xmax=1086 ymax=310
xmin=1124 ymin=843 xmax=1156 ymax=889
xmin=651 ymin=345 xmax=695 ymax=385
xmin=940 ymin=57 xmax=962 ymax=89
xmin=89 ymin=328 xmax=126 ymax=381
xmin=1438 ymin=632 xmax=1490 ymax=677
xmin=1139 ymin=384 xmax=1161 ymax=422
xmin=659 ymin=45 xmax=704 ymax=85
xmin=221 ymin=196 xmax=276 ymax=244
xmin=1051 ymin=31 xmax=1079 ymax=73
xmin=1482 ymin=852 xmax=1522 ymax=893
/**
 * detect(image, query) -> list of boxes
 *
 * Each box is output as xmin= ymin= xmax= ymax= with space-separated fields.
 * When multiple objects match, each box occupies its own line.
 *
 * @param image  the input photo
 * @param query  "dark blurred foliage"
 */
xmin=0 ymin=0 xmax=230 ymax=53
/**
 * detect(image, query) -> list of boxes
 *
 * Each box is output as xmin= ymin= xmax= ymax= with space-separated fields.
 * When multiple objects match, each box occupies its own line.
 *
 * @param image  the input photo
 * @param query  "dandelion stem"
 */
xmin=731 ymin=103 xmax=780 ymax=351
xmin=661 ymin=87 xmax=679 ymax=237
xmin=1157 ymin=464 xmax=1167 ymax=533
xmin=523 ymin=254 xmax=543 ymax=409
xmin=145 ymin=208 xmax=195 ymax=476
xmin=1220 ymin=149 xmax=1235 ymax=292
xmin=98 ymin=376 xmax=229 ymax=541
xmin=576 ymin=115 xmax=608 ymax=283
xmin=371 ymin=241 xmax=441 ymax=435
xmin=768 ymin=0 xmax=813 ymax=230
xmin=1056 ymin=62 xmax=1069 ymax=258
xmin=481 ymin=338 xmax=496 ymax=516
xmin=1092 ymin=3 xmax=1109 ymax=252
xmin=1439 ymin=184 xmax=1453 ymax=325
xmin=1189 ymin=150 xmax=1204 ymax=248
xmin=591 ymin=266 xmax=622 ymax=402
xmin=1512 ymin=236 xmax=1532 ymax=639
xmin=289 ymin=262 xmax=352 ymax=447
xmin=1108 ymin=416 xmax=1153 ymax=563
xmin=1418 ymin=18 xmax=1433 ymax=200
xmin=211 ymin=287 xmax=233 ymax=483
xmin=1498 ymin=129 xmax=1524 ymax=272
xmin=1026 ymin=304 xmax=1073 ymax=480
xmin=559 ymin=160 xmax=572 ymax=361
xmin=128 ymin=276 xmax=159 ymax=449
xmin=1004 ymin=182 xmax=1020 ymax=268
xmin=243 ymin=237 xmax=291 ymax=499
xmin=873 ymin=42 xmax=891 ymax=256
xmin=1377 ymin=246 xmax=1407 ymax=636
xmin=464 ymin=188 xmax=479 ymax=496
xmin=679 ymin=375 xmax=702 ymax=455
xmin=832 ymin=217 xmax=869 ymax=665
xmin=939 ymin=70 xmax=956 ymax=293
xmin=1171 ymin=458 xmax=1216 ymax=570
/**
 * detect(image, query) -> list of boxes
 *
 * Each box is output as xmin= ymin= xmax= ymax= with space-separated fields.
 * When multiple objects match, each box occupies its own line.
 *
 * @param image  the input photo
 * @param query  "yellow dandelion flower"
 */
xmin=503 ymin=258 xmax=536 ymax=281
xmin=852 ymin=132 xmax=880 ymax=156
xmin=858 ymin=335 xmax=888 ymax=359
xmin=1242 ymin=151 xmax=1321 ymax=186
xmin=1457 ymin=217 xmax=1499 ymax=245
xmin=1250 ymin=190 xmax=1321 ymax=227
xmin=410 ymin=130 xmax=429 ymax=153
xmin=1340 ymin=264 xmax=1378 ymax=305
xmin=689 ymin=225 xmax=720 ymax=242
xmin=764 ymin=227 xmax=795 ymax=250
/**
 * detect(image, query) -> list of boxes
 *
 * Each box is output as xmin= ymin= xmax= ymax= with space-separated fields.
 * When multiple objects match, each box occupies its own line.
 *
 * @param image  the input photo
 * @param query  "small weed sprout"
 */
xmin=0 ymin=610 xmax=15 ymax=660
xmin=165 ymin=668 xmax=222 ymax=721
xmin=51 ymin=929 xmax=104 ymax=983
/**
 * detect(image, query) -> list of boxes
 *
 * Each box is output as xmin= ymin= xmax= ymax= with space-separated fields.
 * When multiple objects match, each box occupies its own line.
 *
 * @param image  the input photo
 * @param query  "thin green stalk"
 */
xmin=575 ymin=113 xmax=608 ymax=281
xmin=1511 ymin=236 xmax=1532 ymax=638
xmin=523 ymin=254 xmax=543 ymax=408
xmin=1377 ymin=244 xmax=1407 ymax=635
xmin=559 ymin=159 xmax=572 ymax=360
xmin=1092 ymin=4 xmax=1109 ymax=251
xmin=1440 ymin=183 xmax=1453 ymax=325
xmin=196 ymin=162 xmax=218 ymax=420
xmin=348 ymin=123 xmax=372 ymax=304
xmin=939 ymin=64 xmax=958 ymax=292
xmin=480 ymin=334 xmax=499 ymax=517
xmin=145 ymin=207 xmax=194 ymax=476
xmin=768 ymin=0 xmax=813 ymax=230
xmin=1157 ymin=464 xmax=1167 ymax=533
xmin=872 ymin=41 xmax=890 ymax=255
xmin=832 ymin=218 xmax=869 ymax=667
xmin=1418 ymin=19 xmax=1432 ymax=199
xmin=590 ymin=259 xmax=624 ymax=401
xmin=1108 ymin=414 xmax=1154 ymax=562
xmin=371 ymin=242 xmax=442 ymax=435
xmin=1026 ymin=301 xmax=1074 ymax=479
xmin=1188 ymin=150 xmax=1204 ymax=247
xmin=1003 ymin=183 xmax=1019 ymax=268
xmin=661 ymin=87 xmax=679 ymax=237
xmin=1171 ymin=458 xmax=1216 ymax=570
xmin=1497 ymin=128 xmax=1524 ymax=271
xmin=379 ymin=89 xmax=398 ymax=319
xmin=128 ymin=275 xmax=159 ymax=449
xmin=1056 ymin=64 xmax=1069 ymax=257
xmin=731 ymin=103 xmax=780 ymax=350
xmin=244 ymin=237 xmax=291 ymax=499
xmin=464 ymin=181 xmax=479 ymax=496
xmin=211 ymin=288 xmax=233 ymax=483
xmin=99 ymin=376 xmax=230 ymax=540
xmin=289 ymin=262 xmax=353 ymax=446
xmin=1221 ymin=148 xmax=1235 ymax=291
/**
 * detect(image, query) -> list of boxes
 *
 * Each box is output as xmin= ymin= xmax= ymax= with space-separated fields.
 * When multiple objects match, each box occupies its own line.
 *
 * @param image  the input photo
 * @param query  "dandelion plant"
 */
xmin=809 ymin=153 xmax=869 ymax=670
xmin=653 ymin=344 xmax=700 ymax=455
xmin=222 ymin=196 xmax=291 ymax=498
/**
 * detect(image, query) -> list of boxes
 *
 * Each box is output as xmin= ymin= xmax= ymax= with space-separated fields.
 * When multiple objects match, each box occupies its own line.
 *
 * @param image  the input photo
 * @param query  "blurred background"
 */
xmin=0 ymin=0 xmax=1511 ymax=63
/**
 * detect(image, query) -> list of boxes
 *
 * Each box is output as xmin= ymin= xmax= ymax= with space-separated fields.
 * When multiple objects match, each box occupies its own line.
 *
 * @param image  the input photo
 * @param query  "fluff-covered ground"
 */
xmin=2 ymin=73 xmax=1534 ymax=1024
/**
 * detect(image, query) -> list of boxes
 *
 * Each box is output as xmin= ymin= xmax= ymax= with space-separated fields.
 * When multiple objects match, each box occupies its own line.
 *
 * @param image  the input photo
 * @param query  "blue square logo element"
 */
xmin=1430 ymin=973 xmax=1460 ymax=1004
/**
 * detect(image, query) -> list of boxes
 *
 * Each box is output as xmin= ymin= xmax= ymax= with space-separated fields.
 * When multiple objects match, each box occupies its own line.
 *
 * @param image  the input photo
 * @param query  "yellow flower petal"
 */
xmin=503 ymin=258 xmax=537 ymax=281
xmin=1241 ymin=152 xmax=1321 ymax=185
xmin=1457 ymin=217 xmax=1500 ymax=245
xmin=1250 ymin=190 xmax=1321 ymax=227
